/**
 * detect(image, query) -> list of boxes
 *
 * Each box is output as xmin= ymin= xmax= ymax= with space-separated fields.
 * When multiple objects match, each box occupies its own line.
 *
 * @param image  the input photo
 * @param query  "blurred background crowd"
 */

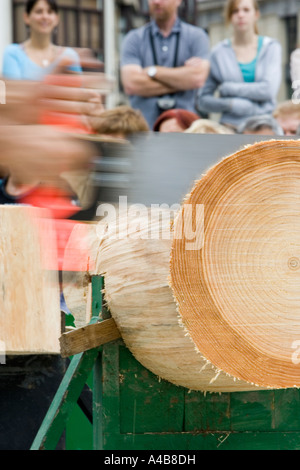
xmin=0 ymin=0 xmax=299 ymax=133
xmin=0 ymin=0 xmax=300 ymax=197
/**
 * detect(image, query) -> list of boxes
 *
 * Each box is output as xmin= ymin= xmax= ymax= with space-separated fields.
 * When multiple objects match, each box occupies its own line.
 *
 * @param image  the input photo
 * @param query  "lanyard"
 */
xmin=149 ymin=29 xmax=180 ymax=68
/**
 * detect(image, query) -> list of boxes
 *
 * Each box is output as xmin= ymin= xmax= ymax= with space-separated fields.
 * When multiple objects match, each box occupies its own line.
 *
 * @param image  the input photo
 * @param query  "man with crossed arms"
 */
xmin=120 ymin=0 xmax=210 ymax=129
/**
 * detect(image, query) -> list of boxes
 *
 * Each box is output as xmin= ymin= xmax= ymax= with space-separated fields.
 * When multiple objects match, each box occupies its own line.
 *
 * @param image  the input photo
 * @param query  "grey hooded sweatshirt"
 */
xmin=197 ymin=36 xmax=282 ymax=128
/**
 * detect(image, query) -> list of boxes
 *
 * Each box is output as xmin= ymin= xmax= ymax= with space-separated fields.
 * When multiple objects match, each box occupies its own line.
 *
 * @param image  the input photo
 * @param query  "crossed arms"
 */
xmin=121 ymin=57 xmax=210 ymax=98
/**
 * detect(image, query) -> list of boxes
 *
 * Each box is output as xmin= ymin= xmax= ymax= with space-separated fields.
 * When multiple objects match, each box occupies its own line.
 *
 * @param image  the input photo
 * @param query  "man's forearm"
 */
xmin=121 ymin=67 xmax=176 ymax=97
xmin=133 ymin=77 xmax=176 ymax=97
xmin=152 ymin=60 xmax=210 ymax=91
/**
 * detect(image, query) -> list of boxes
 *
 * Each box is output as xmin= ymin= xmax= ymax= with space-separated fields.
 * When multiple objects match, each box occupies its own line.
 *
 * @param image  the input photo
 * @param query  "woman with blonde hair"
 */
xmin=197 ymin=0 xmax=282 ymax=130
xmin=185 ymin=119 xmax=234 ymax=134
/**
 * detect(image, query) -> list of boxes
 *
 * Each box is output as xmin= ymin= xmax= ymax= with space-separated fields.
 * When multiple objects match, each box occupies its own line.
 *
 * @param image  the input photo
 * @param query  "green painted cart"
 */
xmin=31 ymin=276 xmax=300 ymax=451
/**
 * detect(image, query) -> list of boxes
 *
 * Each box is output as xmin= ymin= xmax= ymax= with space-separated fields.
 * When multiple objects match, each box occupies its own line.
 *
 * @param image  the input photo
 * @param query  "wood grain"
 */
xmin=170 ymin=139 xmax=300 ymax=389
xmin=0 ymin=206 xmax=61 ymax=354
xmin=60 ymin=318 xmax=121 ymax=357
xmin=63 ymin=207 xmax=260 ymax=392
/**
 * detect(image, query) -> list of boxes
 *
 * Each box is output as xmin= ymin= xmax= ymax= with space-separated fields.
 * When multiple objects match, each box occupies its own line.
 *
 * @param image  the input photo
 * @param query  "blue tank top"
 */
xmin=238 ymin=36 xmax=264 ymax=82
xmin=2 ymin=44 xmax=81 ymax=81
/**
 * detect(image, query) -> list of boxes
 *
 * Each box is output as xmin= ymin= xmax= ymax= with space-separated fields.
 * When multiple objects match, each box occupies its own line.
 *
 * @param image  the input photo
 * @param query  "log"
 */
xmin=63 ymin=208 xmax=259 ymax=392
xmin=0 ymin=206 xmax=61 ymax=354
xmin=170 ymin=140 xmax=300 ymax=389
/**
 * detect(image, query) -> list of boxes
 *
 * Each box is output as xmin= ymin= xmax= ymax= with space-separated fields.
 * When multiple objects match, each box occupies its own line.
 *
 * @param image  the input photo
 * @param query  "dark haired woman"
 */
xmin=2 ymin=0 xmax=81 ymax=80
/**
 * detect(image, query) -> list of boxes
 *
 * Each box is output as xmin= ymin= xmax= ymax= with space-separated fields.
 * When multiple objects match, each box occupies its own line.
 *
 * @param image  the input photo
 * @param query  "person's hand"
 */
xmin=1 ymin=77 xmax=108 ymax=126
xmin=40 ymin=75 xmax=106 ymax=129
xmin=0 ymin=79 xmax=41 ymax=125
xmin=184 ymin=57 xmax=210 ymax=88
xmin=185 ymin=57 xmax=205 ymax=67
xmin=41 ymin=57 xmax=114 ymax=127
xmin=1 ymin=60 xmax=114 ymax=127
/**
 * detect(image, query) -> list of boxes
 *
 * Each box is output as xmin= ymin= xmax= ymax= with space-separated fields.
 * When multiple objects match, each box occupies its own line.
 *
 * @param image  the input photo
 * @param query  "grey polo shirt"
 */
xmin=120 ymin=18 xmax=210 ymax=129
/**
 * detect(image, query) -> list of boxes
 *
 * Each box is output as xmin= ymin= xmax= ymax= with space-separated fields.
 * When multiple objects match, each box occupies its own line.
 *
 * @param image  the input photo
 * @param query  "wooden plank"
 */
xmin=0 ymin=206 xmax=61 ymax=355
xmin=59 ymin=318 xmax=121 ymax=357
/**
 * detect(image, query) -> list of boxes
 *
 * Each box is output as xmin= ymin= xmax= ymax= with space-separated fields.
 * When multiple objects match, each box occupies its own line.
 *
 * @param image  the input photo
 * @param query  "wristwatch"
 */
xmin=147 ymin=66 xmax=157 ymax=79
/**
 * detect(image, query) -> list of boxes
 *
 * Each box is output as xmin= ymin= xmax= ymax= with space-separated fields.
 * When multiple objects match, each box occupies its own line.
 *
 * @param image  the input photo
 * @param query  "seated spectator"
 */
xmin=237 ymin=114 xmax=284 ymax=135
xmin=89 ymin=105 xmax=149 ymax=140
xmin=153 ymin=109 xmax=199 ymax=133
xmin=185 ymin=119 xmax=235 ymax=134
xmin=197 ymin=0 xmax=282 ymax=131
xmin=273 ymin=101 xmax=300 ymax=136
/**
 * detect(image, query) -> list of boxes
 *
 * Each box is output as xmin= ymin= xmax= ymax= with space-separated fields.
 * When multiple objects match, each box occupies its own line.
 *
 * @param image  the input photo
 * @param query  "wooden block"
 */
xmin=0 ymin=206 xmax=61 ymax=355
xmin=59 ymin=318 xmax=121 ymax=357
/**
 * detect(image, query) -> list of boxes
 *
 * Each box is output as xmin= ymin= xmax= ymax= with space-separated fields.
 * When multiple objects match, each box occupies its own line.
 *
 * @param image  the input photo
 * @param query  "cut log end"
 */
xmin=170 ymin=140 xmax=300 ymax=389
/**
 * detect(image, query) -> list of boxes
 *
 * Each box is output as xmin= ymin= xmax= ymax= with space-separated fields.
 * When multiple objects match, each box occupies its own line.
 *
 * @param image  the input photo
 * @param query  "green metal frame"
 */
xmin=101 ymin=342 xmax=300 ymax=450
xmin=31 ymin=275 xmax=300 ymax=451
xmin=31 ymin=276 xmax=104 ymax=451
